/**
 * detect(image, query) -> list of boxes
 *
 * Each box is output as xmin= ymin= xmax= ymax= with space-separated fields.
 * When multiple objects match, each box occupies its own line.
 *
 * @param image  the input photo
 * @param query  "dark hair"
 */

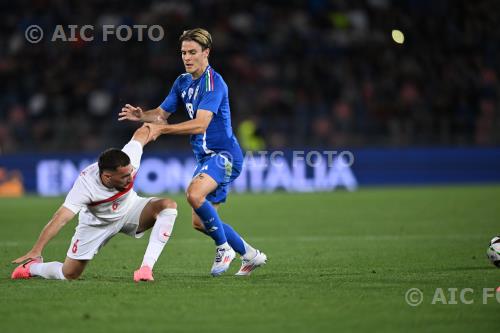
xmin=98 ymin=148 xmax=130 ymax=174
xmin=179 ymin=28 xmax=212 ymax=50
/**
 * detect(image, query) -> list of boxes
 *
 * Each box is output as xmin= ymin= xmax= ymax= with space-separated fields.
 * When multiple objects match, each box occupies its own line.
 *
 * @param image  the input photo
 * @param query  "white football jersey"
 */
xmin=63 ymin=140 xmax=143 ymax=226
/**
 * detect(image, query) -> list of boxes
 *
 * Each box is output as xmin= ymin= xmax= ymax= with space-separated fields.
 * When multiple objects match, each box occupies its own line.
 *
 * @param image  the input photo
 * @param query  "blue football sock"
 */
xmin=222 ymin=223 xmax=246 ymax=255
xmin=194 ymin=201 xmax=227 ymax=246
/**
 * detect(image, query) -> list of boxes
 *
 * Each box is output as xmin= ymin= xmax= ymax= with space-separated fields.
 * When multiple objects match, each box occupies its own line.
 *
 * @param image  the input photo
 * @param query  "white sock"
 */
xmin=141 ymin=208 xmax=177 ymax=268
xmin=242 ymin=240 xmax=258 ymax=260
xmin=217 ymin=242 xmax=231 ymax=250
xmin=30 ymin=262 xmax=66 ymax=280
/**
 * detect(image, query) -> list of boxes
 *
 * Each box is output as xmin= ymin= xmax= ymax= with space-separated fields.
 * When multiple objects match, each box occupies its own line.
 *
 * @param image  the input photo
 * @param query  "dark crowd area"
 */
xmin=0 ymin=0 xmax=499 ymax=153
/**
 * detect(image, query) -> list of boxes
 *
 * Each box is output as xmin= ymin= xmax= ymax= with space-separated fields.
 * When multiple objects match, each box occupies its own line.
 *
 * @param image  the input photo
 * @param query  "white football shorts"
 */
xmin=66 ymin=196 xmax=155 ymax=260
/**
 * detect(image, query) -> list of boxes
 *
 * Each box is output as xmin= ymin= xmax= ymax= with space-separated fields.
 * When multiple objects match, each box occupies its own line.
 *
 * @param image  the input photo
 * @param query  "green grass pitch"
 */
xmin=1 ymin=185 xmax=499 ymax=332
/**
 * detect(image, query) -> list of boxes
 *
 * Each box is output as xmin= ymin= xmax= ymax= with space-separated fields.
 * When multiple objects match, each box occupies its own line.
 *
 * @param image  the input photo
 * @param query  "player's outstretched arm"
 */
xmin=12 ymin=206 xmax=75 ymax=263
xmin=119 ymin=105 xmax=170 ymax=124
xmin=144 ymin=109 xmax=213 ymax=140
xmin=131 ymin=124 xmax=153 ymax=147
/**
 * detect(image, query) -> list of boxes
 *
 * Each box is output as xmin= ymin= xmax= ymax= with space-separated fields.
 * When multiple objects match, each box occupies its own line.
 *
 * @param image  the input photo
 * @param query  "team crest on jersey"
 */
xmin=188 ymin=87 xmax=194 ymax=99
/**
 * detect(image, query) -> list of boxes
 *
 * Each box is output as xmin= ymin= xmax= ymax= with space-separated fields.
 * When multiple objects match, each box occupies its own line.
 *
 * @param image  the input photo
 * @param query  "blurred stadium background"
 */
xmin=1 ymin=1 xmax=499 ymax=332
xmin=1 ymin=0 xmax=500 ymax=150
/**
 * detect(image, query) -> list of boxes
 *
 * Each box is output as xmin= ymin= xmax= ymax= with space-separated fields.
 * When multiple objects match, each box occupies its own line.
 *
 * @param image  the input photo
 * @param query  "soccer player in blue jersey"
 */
xmin=119 ymin=28 xmax=267 ymax=276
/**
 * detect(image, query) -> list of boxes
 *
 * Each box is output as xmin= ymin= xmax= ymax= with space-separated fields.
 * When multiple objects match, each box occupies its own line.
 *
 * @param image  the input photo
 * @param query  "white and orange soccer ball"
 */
xmin=486 ymin=236 xmax=500 ymax=268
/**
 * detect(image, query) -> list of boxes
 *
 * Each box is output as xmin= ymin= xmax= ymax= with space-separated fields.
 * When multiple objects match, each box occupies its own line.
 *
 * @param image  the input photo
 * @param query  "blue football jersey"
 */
xmin=160 ymin=65 xmax=243 ymax=163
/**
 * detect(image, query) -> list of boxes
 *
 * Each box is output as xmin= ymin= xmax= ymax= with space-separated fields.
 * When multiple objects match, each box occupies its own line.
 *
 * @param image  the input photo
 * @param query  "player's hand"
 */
xmin=12 ymin=250 xmax=42 ymax=264
xmin=144 ymin=123 xmax=164 ymax=141
xmin=119 ymin=104 xmax=144 ymax=122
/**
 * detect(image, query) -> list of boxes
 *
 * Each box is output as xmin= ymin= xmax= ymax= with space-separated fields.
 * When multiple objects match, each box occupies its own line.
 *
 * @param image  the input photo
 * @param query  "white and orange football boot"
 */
xmin=235 ymin=250 xmax=267 ymax=276
xmin=211 ymin=246 xmax=236 ymax=276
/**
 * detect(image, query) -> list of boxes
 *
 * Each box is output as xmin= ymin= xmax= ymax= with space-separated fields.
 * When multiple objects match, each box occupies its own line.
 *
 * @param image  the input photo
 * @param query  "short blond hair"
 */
xmin=179 ymin=28 xmax=212 ymax=50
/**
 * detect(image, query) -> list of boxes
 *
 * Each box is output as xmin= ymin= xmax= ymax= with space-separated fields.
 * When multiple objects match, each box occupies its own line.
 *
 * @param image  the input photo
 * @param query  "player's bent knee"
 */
xmin=62 ymin=268 xmax=82 ymax=280
xmin=62 ymin=258 xmax=86 ymax=280
xmin=159 ymin=198 xmax=177 ymax=210
xmin=186 ymin=190 xmax=205 ymax=208
xmin=63 ymin=272 xmax=80 ymax=280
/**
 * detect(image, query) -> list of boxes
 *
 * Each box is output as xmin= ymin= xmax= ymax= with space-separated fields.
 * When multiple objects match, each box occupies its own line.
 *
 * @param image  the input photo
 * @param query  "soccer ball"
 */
xmin=486 ymin=236 xmax=500 ymax=267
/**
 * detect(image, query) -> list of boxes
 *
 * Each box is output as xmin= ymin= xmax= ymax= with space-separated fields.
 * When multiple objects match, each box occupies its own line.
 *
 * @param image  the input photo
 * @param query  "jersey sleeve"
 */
xmin=122 ymin=140 xmax=143 ymax=170
xmin=63 ymin=176 xmax=91 ymax=214
xmin=197 ymin=88 xmax=223 ymax=115
xmin=159 ymin=76 xmax=181 ymax=113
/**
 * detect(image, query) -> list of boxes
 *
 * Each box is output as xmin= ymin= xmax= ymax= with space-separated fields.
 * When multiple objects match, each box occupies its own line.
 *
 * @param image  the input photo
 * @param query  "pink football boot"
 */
xmin=11 ymin=257 xmax=43 ymax=279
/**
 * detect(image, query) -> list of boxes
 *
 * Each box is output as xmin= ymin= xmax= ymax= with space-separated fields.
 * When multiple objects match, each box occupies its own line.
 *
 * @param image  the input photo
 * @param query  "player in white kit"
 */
xmin=11 ymin=125 xmax=177 ymax=282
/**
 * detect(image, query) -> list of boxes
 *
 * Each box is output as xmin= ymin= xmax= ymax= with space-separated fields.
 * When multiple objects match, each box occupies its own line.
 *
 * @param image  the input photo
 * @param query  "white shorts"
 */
xmin=66 ymin=197 xmax=155 ymax=260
